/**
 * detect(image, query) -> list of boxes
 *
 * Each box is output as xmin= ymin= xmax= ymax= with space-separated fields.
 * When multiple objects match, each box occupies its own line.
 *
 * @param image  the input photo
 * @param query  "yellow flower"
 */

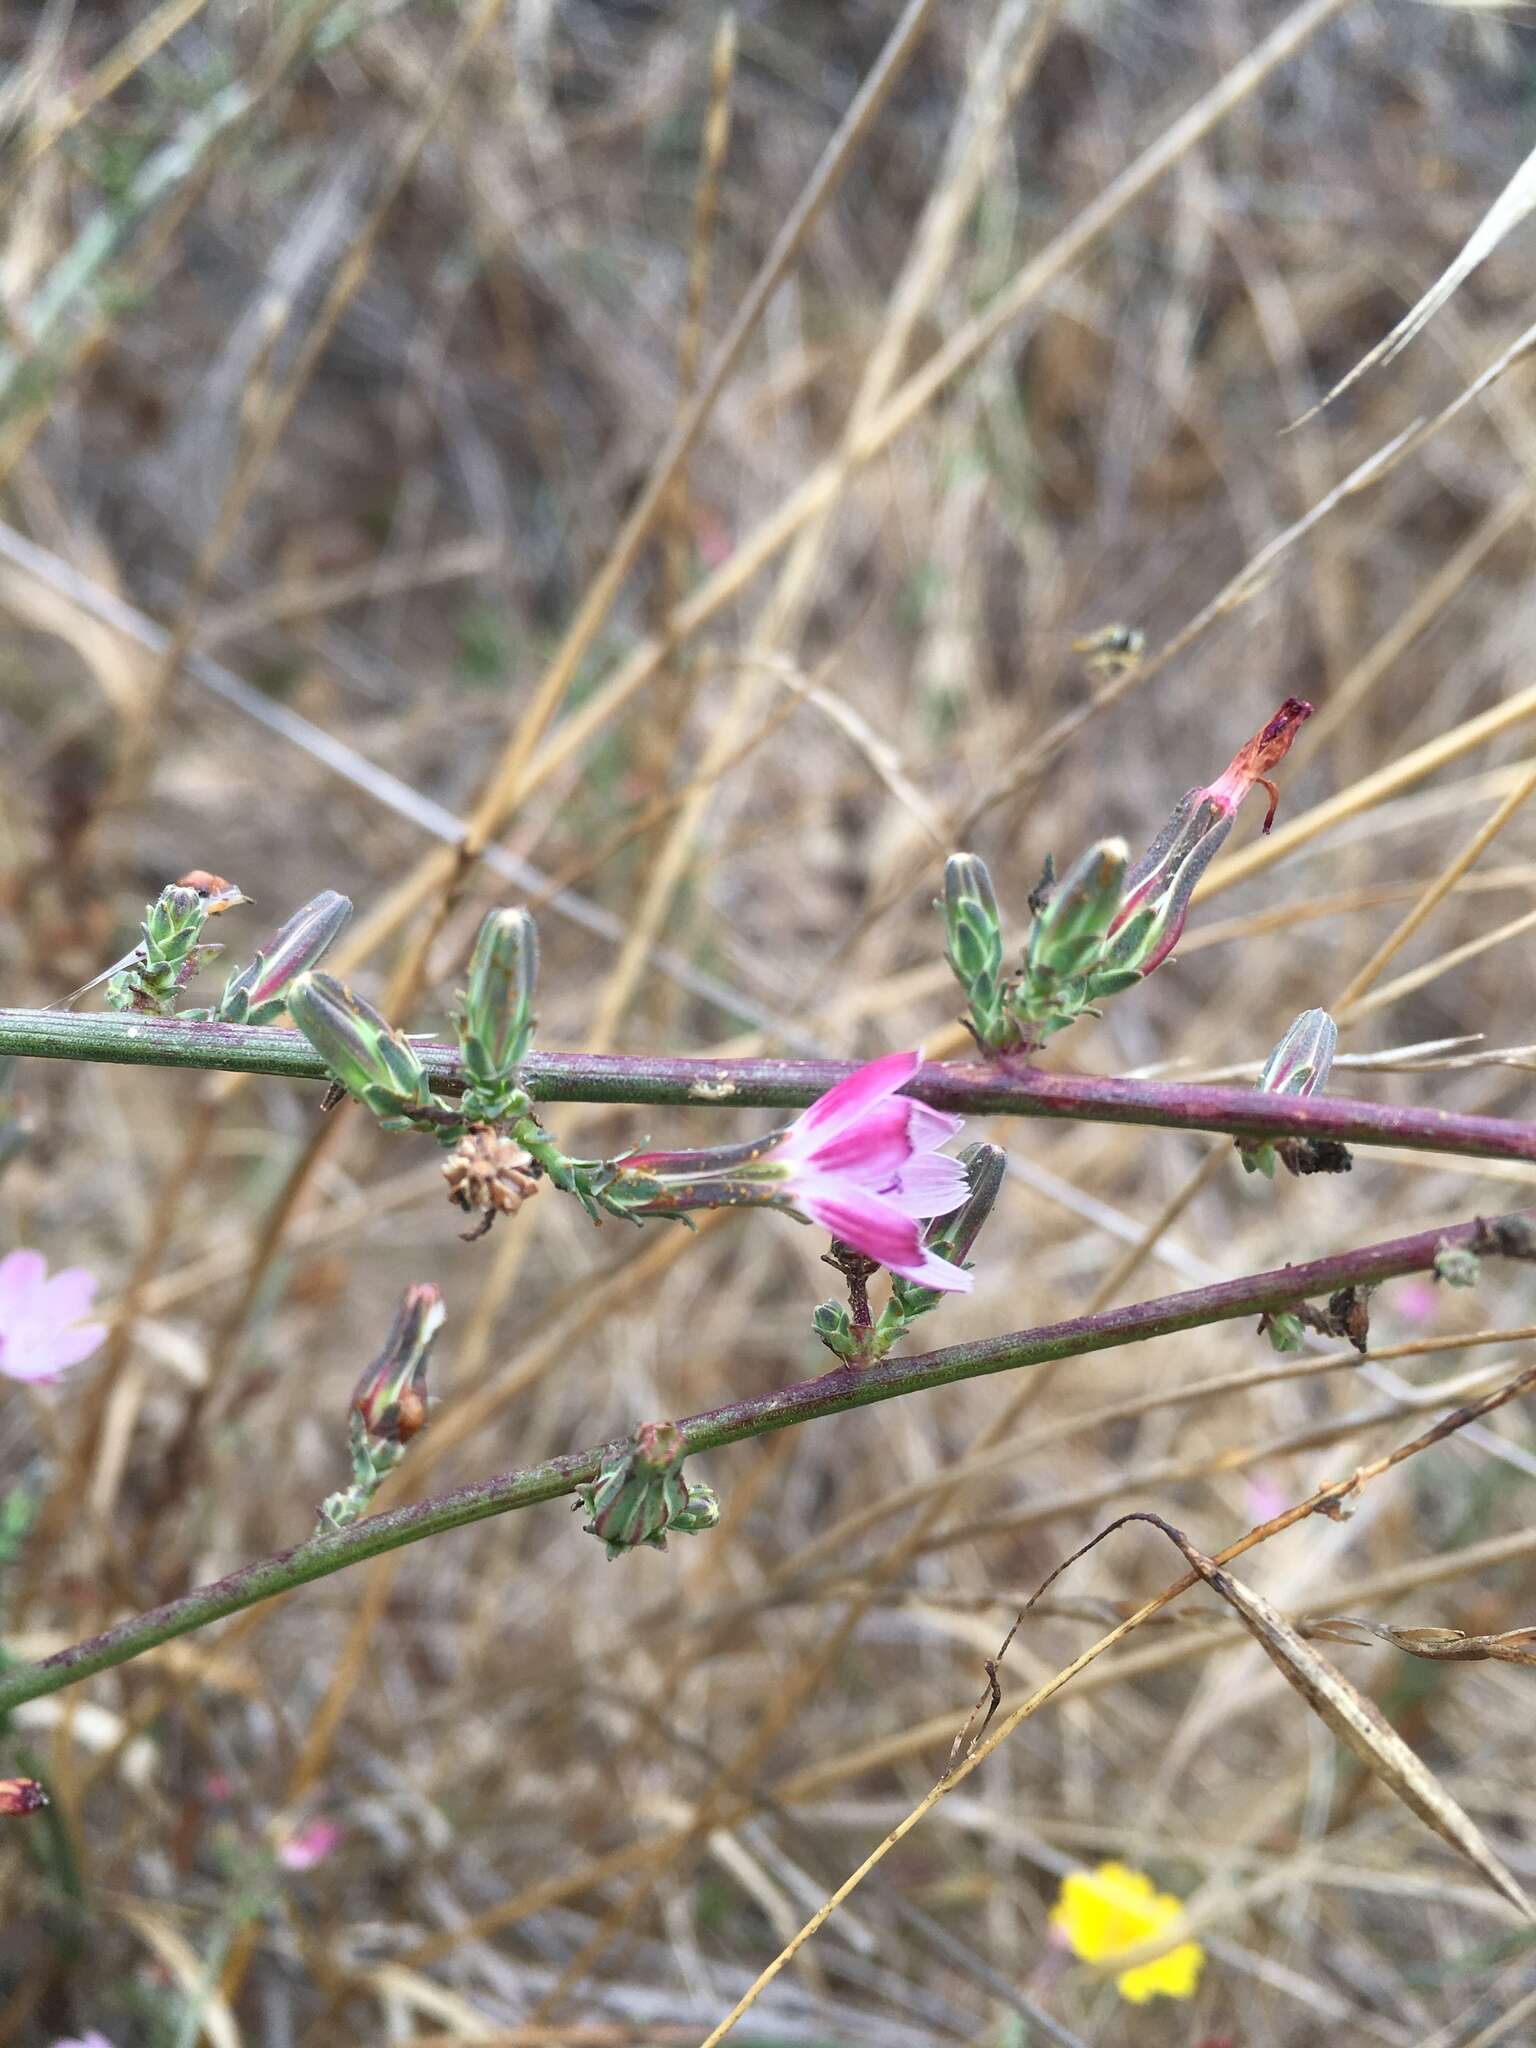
xmin=1050 ymin=1861 xmax=1205 ymax=2004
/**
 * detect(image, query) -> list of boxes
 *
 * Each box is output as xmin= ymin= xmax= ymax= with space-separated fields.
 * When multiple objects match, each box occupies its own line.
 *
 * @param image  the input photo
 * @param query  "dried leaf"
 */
xmin=1307 ymin=1615 xmax=1536 ymax=1666
xmin=1037 ymin=1514 xmax=1535 ymax=1921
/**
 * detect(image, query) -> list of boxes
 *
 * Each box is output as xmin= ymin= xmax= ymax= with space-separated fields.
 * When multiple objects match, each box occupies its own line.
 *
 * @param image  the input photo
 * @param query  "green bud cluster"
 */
xmin=574 ymin=1421 xmax=720 ymax=1559
xmin=105 ymin=884 xmax=212 ymax=1016
xmin=1012 ymin=839 xmax=1141 ymax=1041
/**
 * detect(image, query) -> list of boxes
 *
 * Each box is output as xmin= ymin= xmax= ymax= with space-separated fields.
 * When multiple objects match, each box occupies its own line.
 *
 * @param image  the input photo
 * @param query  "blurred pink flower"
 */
xmin=0 ymin=1250 xmax=106 ymax=1384
xmin=1244 ymin=1474 xmax=1290 ymax=1526
xmin=277 ymin=1818 xmax=342 ymax=1870
xmin=1396 ymin=1279 xmax=1439 ymax=1327
xmin=51 ymin=2034 xmax=114 ymax=2048
xmin=622 ymin=1051 xmax=973 ymax=1292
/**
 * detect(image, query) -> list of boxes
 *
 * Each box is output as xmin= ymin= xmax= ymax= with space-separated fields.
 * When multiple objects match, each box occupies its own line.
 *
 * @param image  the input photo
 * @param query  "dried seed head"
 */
xmin=442 ymin=1126 xmax=540 ymax=1232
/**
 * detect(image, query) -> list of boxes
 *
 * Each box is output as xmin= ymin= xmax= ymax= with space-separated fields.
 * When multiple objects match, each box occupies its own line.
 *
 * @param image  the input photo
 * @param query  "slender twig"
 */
xmin=4 ymin=1007 xmax=1536 ymax=1166
xmin=0 ymin=1205 xmax=1526 ymax=1716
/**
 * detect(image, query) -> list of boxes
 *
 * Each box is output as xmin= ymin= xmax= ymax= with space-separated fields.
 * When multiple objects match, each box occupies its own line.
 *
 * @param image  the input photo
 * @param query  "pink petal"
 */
xmin=40 ymin=1321 xmax=107 ymax=1372
xmin=0 ymin=1249 xmax=45 ymax=1321
xmin=805 ymin=1100 xmax=921 ymax=1179
xmin=37 ymin=1266 xmax=96 ymax=1332
xmin=904 ymin=1099 xmax=965 ymax=1150
xmin=782 ymin=1051 xmax=920 ymax=1151
xmin=876 ymin=1152 xmax=971 ymax=1218
xmin=796 ymin=1186 xmax=973 ymax=1293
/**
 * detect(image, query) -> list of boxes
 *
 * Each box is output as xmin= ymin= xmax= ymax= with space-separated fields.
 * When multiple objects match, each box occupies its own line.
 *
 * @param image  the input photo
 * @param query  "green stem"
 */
xmin=2 ymin=1007 xmax=1536 ymax=1166
xmin=2 ymin=1204 xmax=1527 ymax=1714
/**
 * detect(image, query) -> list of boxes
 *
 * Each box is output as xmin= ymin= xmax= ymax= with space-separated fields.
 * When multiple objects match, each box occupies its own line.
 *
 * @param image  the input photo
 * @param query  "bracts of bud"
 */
xmin=105 ymin=883 xmax=214 ymax=1015
xmin=288 ymin=972 xmax=441 ymax=1134
xmin=942 ymin=854 xmax=1015 ymax=1051
xmin=455 ymin=908 xmax=539 ymax=1123
xmin=317 ymin=1284 xmax=444 ymax=1531
xmin=216 ymin=891 xmax=352 ymax=1025
xmin=574 ymin=1420 xmax=720 ymax=1559
xmin=1011 ymin=840 xmax=1131 ymax=1040
xmin=1240 ymin=1006 xmax=1344 ymax=1179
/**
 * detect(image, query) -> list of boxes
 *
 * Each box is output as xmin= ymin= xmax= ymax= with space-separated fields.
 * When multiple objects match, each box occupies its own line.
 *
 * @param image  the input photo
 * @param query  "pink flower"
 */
xmin=276 ymin=1818 xmax=342 ymax=1870
xmin=0 ymin=1250 xmax=107 ymax=1384
xmin=51 ymin=2035 xmax=114 ymax=2048
xmin=618 ymin=1052 xmax=973 ymax=1292
xmin=1106 ymin=698 xmax=1312 ymax=977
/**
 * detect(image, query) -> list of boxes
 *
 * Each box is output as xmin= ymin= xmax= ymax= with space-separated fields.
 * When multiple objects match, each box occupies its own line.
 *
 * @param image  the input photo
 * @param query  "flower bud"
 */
xmin=217 ymin=891 xmax=352 ymax=1026
xmin=924 ymin=1140 xmax=1005 ymax=1269
xmin=288 ymin=972 xmax=435 ymax=1129
xmin=1257 ymin=1007 xmax=1337 ymax=1098
xmin=1242 ymin=1008 xmax=1339 ymax=1177
xmin=942 ymin=853 xmax=1012 ymax=1050
xmin=574 ymin=1420 xmax=715 ymax=1560
xmin=0 ymin=1777 xmax=46 ymax=1816
xmin=812 ymin=1297 xmax=859 ymax=1360
xmin=456 ymin=907 xmax=539 ymax=1113
xmin=671 ymin=1480 xmax=722 ymax=1535
xmin=1028 ymin=839 xmax=1127 ymax=977
xmin=1262 ymin=1310 xmax=1307 ymax=1353
xmin=351 ymin=1283 xmax=443 ymax=1448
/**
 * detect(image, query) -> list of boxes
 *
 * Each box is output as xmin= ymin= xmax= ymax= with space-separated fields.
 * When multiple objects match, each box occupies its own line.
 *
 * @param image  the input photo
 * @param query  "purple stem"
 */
xmin=0 ymin=1009 xmax=1534 ymax=1166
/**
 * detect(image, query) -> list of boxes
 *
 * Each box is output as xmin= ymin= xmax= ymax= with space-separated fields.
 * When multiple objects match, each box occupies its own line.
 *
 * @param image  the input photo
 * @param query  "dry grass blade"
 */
xmin=1044 ymin=1513 xmax=1535 ymax=1922
xmin=1307 ymin=1617 xmax=1536 ymax=1664
xmin=1297 ymin=136 xmax=1536 ymax=421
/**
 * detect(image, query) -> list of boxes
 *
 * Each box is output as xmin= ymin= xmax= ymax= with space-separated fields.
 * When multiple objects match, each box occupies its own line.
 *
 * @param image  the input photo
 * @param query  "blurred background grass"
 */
xmin=5 ymin=1 xmax=1536 ymax=2041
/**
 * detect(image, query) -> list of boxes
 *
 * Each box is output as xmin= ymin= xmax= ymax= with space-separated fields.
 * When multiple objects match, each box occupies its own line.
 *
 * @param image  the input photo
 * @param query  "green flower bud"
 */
xmin=1028 ymin=839 xmax=1127 ymax=977
xmin=942 ymin=852 xmax=1014 ymax=1051
xmin=288 ymin=972 xmax=436 ymax=1130
xmin=456 ymin=907 xmax=539 ymax=1110
xmin=574 ymin=1421 xmax=715 ymax=1560
xmin=217 ymin=890 xmax=352 ymax=1025
xmin=1257 ymin=1007 xmax=1338 ymax=1099
xmin=812 ymin=1298 xmax=859 ymax=1360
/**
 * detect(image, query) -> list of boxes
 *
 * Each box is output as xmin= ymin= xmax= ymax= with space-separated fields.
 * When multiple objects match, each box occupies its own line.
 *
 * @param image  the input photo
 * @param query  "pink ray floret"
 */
xmin=0 ymin=1248 xmax=108 ymax=1384
xmin=768 ymin=1050 xmax=973 ymax=1292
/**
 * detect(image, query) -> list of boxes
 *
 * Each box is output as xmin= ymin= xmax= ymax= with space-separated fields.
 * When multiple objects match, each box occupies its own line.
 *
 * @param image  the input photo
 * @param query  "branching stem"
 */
xmin=1 ymin=1204 xmax=1528 ymax=1715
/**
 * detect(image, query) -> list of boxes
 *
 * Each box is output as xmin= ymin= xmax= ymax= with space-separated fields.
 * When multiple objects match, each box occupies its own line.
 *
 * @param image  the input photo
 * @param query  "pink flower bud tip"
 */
xmin=0 ymin=1776 xmax=47 ymax=1815
xmin=276 ymin=1818 xmax=342 ymax=1870
xmin=1205 ymin=697 xmax=1312 ymax=833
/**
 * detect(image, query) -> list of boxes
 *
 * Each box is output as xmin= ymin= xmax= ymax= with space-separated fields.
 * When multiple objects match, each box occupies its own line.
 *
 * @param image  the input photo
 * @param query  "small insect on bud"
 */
xmin=941 ymin=853 xmax=1013 ymax=1051
xmin=287 ymin=972 xmax=436 ymax=1130
xmin=352 ymin=1283 xmax=444 ymax=1449
xmin=217 ymin=890 xmax=352 ymax=1026
xmin=574 ymin=1420 xmax=717 ymax=1560
xmin=456 ymin=908 xmax=539 ymax=1116
xmin=175 ymin=870 xmax=250 ymax=916
xmin=0 ymin=1777 xmax=47 ymax=1816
